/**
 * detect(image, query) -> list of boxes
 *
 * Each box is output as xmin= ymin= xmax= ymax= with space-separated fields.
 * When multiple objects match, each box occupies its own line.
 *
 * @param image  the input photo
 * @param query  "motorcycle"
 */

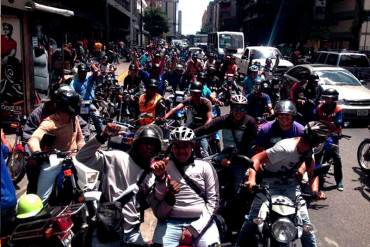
xmin=250 ymin=184 xmax=315 ymax=247
xmin=6 ymin=113 xmax=28 ymax=185
xmin=313 ymin=134 xmax=351 ymax=189
xmin=165 ymin=89 xmax=187 ymax=126
xmin=1 ymin=203 xmax=85 ymax=247
xmin=357 ymin=126 xmax=370 ymax=175
xmin=217 ymin=74 xmax=241 ymax=106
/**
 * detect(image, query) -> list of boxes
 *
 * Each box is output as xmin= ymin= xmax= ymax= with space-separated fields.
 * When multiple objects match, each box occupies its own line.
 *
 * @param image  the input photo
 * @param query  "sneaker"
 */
xmin=337 ymin=182 xmax=344 ymax=191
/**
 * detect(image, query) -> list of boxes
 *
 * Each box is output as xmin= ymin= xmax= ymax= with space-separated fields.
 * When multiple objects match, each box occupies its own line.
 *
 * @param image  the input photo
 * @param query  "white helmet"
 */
xmin=169 ymin=126 xmax=195 ymax=143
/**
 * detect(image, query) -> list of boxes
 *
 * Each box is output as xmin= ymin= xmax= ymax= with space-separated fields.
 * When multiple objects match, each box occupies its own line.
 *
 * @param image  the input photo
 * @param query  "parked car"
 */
xmin=234 ymin=46 xmax=294 ymax=75
xmin=312 ymin=50 xmax=370 ymax=83
xmin=283 ymin=64 xmax=370 ymax=121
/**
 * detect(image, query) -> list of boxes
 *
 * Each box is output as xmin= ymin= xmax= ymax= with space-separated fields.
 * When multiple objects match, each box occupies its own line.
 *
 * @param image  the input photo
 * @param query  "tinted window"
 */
xmin=317 ymin=53 xmax=328 ymax=63
xmin=326 ymin=54 xmax=338 ymax=65
xmin=339 ymin=54 xmax=370 ymax=67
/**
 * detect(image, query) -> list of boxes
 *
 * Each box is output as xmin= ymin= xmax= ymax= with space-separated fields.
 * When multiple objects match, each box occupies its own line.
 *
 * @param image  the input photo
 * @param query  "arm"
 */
xmin=164 ymin=102 xmax=184 ymax=119
xmin=28 ymin=120 xmax=53 ymax=153
xmin=78 ymin=116 xmax=91 ymax=141
xmin=305 ymin=157 xmax=325 ymax=199
xmin=194 ymin=115 xmax=226 ymax=137
xmin=75 ymin=137 xmax=106 ymax=171
xmin=75 ymin=118 xmax=85 ymax=150
xmin=240 ymin=118 xmax=258 ymax=156
xmin=205 ymin=100 xmax=213 ymax=125
xmin=246 ymin=150 xmax=269 ymax=191
xmin=188 ymin=163 xmax=219 ymax=238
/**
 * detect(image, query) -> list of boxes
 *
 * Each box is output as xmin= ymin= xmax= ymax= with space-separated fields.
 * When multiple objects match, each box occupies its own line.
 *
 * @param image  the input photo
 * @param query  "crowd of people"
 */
xmin=1 ymin=40 xmax=346 ymax=247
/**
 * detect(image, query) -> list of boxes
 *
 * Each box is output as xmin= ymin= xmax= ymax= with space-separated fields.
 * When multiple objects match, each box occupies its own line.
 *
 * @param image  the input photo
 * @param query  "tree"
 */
xmin=143 ymin=7 xmax=169 ymax=38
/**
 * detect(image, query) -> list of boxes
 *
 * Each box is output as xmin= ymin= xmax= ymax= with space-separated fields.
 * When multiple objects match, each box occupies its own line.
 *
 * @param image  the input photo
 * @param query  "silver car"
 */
xmin=284 ymin=64 xmax=370 ymax=121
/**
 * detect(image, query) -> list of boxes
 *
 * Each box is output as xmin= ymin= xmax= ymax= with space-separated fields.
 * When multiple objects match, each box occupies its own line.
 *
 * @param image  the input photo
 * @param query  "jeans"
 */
xmin=236 ymin=182 xmax=317 ymax=247
xmin=90 ymin=226 xmax=146 ymax=247
xmin=153 ymin=218 xmax=220 ymax=247
xmin=329 ymin=138 xmax=343 ymax=185
xmin=81 ymin=104 xmax=103 ymax=135
xmin=37 ymin=161 xmax=63 ymax=203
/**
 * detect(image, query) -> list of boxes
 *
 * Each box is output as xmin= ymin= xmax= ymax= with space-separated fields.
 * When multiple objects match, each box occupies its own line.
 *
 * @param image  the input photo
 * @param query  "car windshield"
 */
xmin=316 ymin=70 xmax=361 ymax=86
xmin=339 ymin=54 xmax=370 ymax=67
xmin=250 ymin=48 xmax=282 ymax=59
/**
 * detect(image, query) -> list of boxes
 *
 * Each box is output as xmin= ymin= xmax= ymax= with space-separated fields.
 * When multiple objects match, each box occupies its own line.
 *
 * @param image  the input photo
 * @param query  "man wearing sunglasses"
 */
xmin=255 ymin=100 xmax=304 ymax=152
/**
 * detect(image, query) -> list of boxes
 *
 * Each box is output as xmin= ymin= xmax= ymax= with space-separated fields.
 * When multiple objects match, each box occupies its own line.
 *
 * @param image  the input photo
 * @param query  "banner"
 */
xmin=1 ymin=15 xmax=24 ymax=116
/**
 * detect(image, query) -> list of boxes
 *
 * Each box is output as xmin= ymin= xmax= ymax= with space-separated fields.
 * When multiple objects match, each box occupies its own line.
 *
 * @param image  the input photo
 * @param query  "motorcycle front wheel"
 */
xmin=7 ymin=150 xmax=26 ymax=185
xmin=357 ymin=139 xmax=370 ymax=173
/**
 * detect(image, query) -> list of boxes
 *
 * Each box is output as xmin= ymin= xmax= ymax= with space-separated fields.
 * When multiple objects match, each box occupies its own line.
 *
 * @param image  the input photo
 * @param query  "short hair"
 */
xmin=3 ymin=23 xmax=13 ymax=35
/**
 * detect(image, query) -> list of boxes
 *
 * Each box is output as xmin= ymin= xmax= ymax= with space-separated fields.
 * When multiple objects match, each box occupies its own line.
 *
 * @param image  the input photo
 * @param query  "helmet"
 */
xmin=169 ymin=126 xmax=195 ymax=143
xmin=321 ymin=88 xmax=339 ymax=101
xmin=190 ymin=81 xmax=203 ymax=93
xmin=191 ymin=53 xmax=198 ymax=60
xmin=78 ymin=63 xmax=88 ymax=73
xmin=147 ymin=79 xmax=159 ymax=89
xmin=249 ymin=65 xmax=259 ymax=72
xmin=274 ymin=100 xmax=297 ymax=115
xmin=16 ymin=194 xmax=43 ymax=219
xmin=54 ymin=85 xmax=81 ymax=116
xmin=154 ymin=53 xmax=161 ymax=58
xmin=308 ymin=73 xmax=319 ymax=82
xmin=175 ymin=64 xmax=184 ymax=71
xmin=129 ymin=63 xmax=138 ymax=71
xmin=198 ymin=72 xmax=207 ymax=80
xmin=230 ymin=95 xmax=248 ymax=106
xmin=303 ymin=121 xmax=330 ymax=145
xmin=133 ymin=124 xmax=163 ymax=153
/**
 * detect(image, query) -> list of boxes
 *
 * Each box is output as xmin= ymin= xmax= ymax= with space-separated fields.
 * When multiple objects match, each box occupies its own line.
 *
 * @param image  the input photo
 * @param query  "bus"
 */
xmin=208 ymin=31 xmax=244 ymax=57
xmin=194 ymin=34 xmax=208 ymax=47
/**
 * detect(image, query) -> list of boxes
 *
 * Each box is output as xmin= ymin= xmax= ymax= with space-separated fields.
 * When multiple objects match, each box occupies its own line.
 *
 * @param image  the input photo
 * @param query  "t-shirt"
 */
xmin=1 ymin=144 xmax=17 ymax=209
xmin=264 ymin=138 xmax=311 ymax=182
xmin=243 ymin=75 xmax=261 ymax=95
xmin=183 ymin=97 xmax=212 ymax=128
xmin=1 ymin=35 xmax=17 ymax=57
xmin=246 ymin=93 xmax=271 ymax=118
xmin=70 ymin=76 xmax=95 ymax=100
xmin=257 ymin=120 xmax=304 ymax=149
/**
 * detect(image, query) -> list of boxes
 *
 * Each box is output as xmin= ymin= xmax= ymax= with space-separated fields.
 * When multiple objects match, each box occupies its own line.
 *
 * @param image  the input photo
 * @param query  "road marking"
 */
xmin=324 ymin=237 xmax=339 ymax=247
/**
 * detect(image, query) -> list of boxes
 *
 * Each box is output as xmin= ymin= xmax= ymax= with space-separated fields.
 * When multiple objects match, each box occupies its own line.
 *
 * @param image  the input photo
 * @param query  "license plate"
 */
xmin=357 ymin=109 xmax=368 ymax=116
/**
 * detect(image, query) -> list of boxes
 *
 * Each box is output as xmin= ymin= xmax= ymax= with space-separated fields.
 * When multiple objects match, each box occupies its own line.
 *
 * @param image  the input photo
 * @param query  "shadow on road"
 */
xmin=308 ymin=203 xmax=329 ymax=210
xmin=352 ymin=167 xmax=370 ymax=202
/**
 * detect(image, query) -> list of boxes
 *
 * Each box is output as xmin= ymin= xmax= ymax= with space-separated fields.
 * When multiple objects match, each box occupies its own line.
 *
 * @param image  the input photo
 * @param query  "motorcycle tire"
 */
xmin=7 ymin=150 xmax=26 ymax=185
xmin=357 ymin=139 xmax=370 ymax=173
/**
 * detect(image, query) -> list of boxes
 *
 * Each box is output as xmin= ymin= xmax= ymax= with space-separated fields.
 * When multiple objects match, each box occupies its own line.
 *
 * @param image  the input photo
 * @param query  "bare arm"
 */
xmin=164 ymin=102 xmax=184 ymax=119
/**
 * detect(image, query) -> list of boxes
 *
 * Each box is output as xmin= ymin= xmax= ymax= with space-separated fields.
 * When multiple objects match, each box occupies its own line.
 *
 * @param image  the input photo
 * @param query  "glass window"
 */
xmin=326 ymin=54 xmax=339 ymax=65
xmin=316 ymin=70 xmax=361 ymax=86
xmin=250 ymin=48 xmax=282 ymax=59
xmin=317 ymin=53 xmax=328 ymax=63
xmin=219 ymin=34 xmax=244 ymax=49
xmin=286 ymin=67 xmax=307 ymax=80
xmin=339 ymin=54 xmax=370 ymax=67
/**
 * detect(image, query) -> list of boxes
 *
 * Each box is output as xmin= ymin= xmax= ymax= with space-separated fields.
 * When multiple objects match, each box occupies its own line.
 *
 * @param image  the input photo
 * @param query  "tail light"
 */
xmin=10 ymin=122 xmax=20 ymax=129
xmin=64 ymin=169 xmax=73 ymax=177
xmin=14 ymin=143 xmax=25 ymax=153
xmin=55 ymin=216 xmax=73 ymax=232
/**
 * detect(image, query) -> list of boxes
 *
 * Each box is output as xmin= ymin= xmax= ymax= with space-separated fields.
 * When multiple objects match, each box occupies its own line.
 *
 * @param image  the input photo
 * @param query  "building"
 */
xmin=178 ymin=10 xmax=182 ymax=35
xmin=162 ymin=0 xmax=179 ymax=37
xmin=201 ymin=0 xmax=239 ymax=33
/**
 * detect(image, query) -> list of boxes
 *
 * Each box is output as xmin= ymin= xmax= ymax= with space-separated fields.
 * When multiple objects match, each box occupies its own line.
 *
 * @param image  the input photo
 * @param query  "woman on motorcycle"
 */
xmin=28 ymin=85 xmax=85 ymax=203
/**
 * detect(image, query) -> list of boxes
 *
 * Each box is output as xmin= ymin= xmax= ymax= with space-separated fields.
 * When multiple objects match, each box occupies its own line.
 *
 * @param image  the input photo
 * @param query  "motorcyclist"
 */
xmin=163 ymin=81 xmax=212 ymax=157
xmin=246 ymin=80 xmax=274 ymax=119
xmin=76 ymin=123 xmax=164 ymax=246
xmin=290 ymin=72 xmax=322 ymax=124
xmin=220 ymin=55 xmax=238 ymax=78
xmin=70 ymin=63 xmax=103 ymax=134
xmin=255 ymin=100 xmax=304 ymax=151
xmin=203 ymin=53 xmax=216 ymax=70
xmin=138 ymin=79 xmax=166 ymax=126
xmin=28 ymin=85 xmax=85 ymax=203
xmin=316 ymin=88 xmax=344 ymax=191
xmin=148 ymin=63 xmax=166 ymax=96
xmin=237 ymin=121 xmax=328 ymax=247
xmin=150 ymin=126 xmax=220 ymax=247
xmin=123 ymin=63 xmax=149 ymax=93
xmin=164 ymin=64 xmax=186 ymax=91
xmin=243 ymin=65 xmax=262 ymax=95
xmin=185 ymin=53 xmax=203 ymax=81
xmin=195 ymin=93 xmax=257 ymax=184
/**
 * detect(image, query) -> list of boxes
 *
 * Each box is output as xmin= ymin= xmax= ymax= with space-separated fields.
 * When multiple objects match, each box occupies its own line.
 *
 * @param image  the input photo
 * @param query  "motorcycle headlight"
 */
xmin=271 ymin=218 xmax=296 ymax=243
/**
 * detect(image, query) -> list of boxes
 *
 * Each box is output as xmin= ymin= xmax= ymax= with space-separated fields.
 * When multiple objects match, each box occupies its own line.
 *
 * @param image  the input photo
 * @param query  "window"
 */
xmin=286 ymin=67 xmax=308 ymax=80
xmin=317 ymin=70 xmax=361 ymax=86
xmin=317 ymin=53 xmax=328 ymax=63
xmin=326 ymin=54 xmax=338 ymax=65
xmin=339 ymin=54 xmax=370 ymax=67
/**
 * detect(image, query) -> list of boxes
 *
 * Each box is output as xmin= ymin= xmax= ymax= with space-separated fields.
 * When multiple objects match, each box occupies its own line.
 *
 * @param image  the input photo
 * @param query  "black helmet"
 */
xmin=191 ymin=53 xmax=198 ymax=60
xmin=54 ymin=85 xmax=80 ymax=116
xmin=132 ymin=124 xmax=163 ymax=153
xmin=230 ymin=95 xmax=248 ymax=106
xmin=321 ymin=88 xmax=339 ymax=101
xmin=303 ymin=121 xmax=330 ymax=146
xmin=198 ymin=72 xmax=207 ymax=80
xmin=129 ymin=63 xmax=138 ymax=71
xmin=78 ymin=64 xmax=88 ymax=73
xmin=308 ymin=73 xmax=320 ymax=82
xmin=274 ymin=100 xmax=297 ymax=115
xmin=147 ymin=79 xmax=159 ymax=89
xmin=190 ymin=81 xmax=203 ymax=93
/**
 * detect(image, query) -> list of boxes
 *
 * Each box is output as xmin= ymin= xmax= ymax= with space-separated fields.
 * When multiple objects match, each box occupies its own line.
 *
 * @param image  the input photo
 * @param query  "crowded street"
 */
xmin=2 ymin=0 xmax=370 ymax=247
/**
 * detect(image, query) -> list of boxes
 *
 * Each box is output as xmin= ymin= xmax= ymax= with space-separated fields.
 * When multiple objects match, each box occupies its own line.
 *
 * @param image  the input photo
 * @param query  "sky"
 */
xmin=178 ymin=0 xmax=212 ymax=35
